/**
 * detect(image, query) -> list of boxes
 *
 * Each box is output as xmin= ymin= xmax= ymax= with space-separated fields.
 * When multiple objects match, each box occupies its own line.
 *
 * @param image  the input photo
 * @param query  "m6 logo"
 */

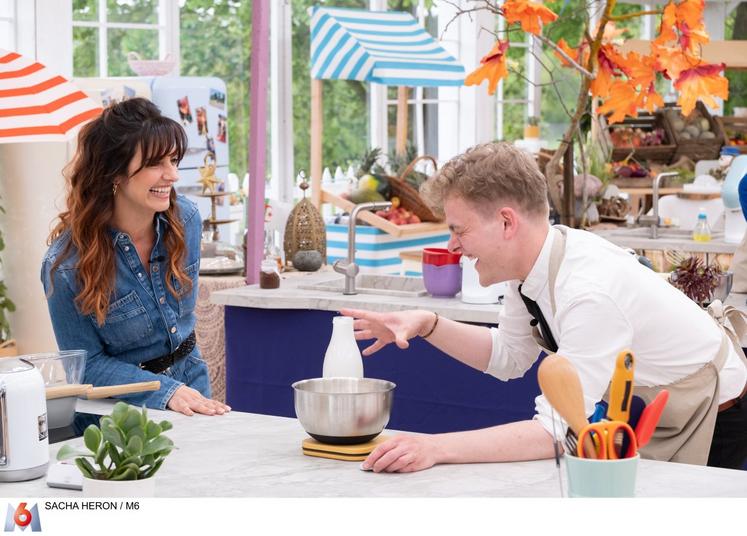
xmin=4 ymin=503 xmax=41 ymax=532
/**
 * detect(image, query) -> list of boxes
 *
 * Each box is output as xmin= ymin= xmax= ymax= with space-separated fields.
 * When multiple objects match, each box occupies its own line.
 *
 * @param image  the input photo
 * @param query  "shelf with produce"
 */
xmin=321 ymin=189 xmax=447 ymax=238
xmin=716 ymin=115 xmax=747 ymax=154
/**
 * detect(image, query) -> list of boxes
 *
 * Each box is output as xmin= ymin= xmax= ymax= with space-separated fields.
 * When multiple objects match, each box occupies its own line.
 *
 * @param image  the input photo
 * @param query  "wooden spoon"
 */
xmin=46 ymin=384 xmax=93 ymax=400
xmin=84 ymin=381 xmax=161 ymax=399
xmin=537 ymin=354 xmax=596 ymax=458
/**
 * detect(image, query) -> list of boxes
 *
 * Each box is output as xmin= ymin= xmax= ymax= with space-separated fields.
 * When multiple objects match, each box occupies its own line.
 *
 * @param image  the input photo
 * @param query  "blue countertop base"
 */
xmin=224 ymin=306 xmax=542 ymax=434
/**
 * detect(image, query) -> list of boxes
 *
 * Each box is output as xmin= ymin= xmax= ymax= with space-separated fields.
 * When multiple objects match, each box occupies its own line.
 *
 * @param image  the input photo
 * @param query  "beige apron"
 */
xmin=531 ymin=226 xmax=747 ymax=465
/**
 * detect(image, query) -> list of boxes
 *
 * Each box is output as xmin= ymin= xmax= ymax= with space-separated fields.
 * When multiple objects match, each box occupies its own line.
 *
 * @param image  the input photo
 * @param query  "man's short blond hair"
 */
xmin=421 ymin=142 xmax=549 ymax=219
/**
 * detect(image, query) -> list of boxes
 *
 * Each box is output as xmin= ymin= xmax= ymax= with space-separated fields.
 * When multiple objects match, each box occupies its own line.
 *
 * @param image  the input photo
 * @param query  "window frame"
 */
xmin=71 ymin=0 xmax=180 ymax=78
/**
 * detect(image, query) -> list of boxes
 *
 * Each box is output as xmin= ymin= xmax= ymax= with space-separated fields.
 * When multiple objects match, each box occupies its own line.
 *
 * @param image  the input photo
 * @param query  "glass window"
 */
xmin=73 ymin=26 xmax=99 ymax=77
xmin=107 ymin=0 xmax=158 ymax=25
xmin=108 ymin=28 xmax=158 ymax=76
xmin=73 ymin=0 xmax=98 ymax=22
xmin=0 ymin=0 xmax=13 ymax=50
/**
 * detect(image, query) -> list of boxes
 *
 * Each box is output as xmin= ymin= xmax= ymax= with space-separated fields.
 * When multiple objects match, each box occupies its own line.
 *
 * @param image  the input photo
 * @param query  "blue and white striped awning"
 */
xmin=310 ymin=6 xmax=464 ymax=87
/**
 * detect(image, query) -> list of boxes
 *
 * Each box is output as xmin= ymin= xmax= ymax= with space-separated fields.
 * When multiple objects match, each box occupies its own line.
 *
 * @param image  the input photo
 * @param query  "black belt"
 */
xmin=718 ymin=382 xmax=747 ymax=413
xmin=140 ymin=331 xmax=196 ymax=374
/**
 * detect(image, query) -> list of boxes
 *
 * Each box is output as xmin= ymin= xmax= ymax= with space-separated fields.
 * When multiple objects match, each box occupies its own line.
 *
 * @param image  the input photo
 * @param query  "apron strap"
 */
xmin=547 ymin=225 xmax=568 ymax=316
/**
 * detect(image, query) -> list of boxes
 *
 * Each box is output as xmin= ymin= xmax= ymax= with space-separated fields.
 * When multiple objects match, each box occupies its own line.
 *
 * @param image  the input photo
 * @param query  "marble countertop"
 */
xmin=593 ymin=227 xmax=738 ymax=254
xmin=210 ymin=271 xmax=501 ymax=324
xmin=8 ymin=400 xmax=747 ymax=498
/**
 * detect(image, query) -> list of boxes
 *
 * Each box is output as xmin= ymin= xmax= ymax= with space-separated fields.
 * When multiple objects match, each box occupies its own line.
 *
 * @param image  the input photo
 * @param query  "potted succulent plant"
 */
xmin=56 ymin=401 xmax=174 ymax=497
xmin=0 ymin=195 xmax=16 ymax=357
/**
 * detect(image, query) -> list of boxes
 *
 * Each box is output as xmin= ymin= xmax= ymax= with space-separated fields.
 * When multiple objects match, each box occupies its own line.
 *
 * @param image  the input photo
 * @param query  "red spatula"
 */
xmin=634 ymin=389 xmax=669 ymax=449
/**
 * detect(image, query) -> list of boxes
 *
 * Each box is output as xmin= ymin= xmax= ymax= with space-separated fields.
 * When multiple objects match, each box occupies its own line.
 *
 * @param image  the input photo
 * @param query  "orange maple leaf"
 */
xmin=597 ymin=80 xmax=639 ymax=124
xmin=653 ymin=43 xmax=704 ymax=80
xmin=654 ymin=1 xmax=677 ymax=45
xmin=678 ymin=22 xmax=709 ymax=54
xmin=636 ymin=82 xmax=665 ymax=114
xmin=502 ymin=0 xmax=558 ymax=35
xmin=674 ymin=63 xmax=729 ymax=115
xmin=677 ymin=0 xmax=705 ymax=30
xmin=590 ymin=44 xmax=626 ymax=99
xmin=464 ymin=40 xmax=509 ymax=95
xmin=554 ymin=38 xmax=581 ymax=67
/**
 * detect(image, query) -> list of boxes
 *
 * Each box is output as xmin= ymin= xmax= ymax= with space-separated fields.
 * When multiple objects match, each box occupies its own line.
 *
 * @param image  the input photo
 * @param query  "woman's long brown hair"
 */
xmin=47 ymin=98 xmax=191 ymax=326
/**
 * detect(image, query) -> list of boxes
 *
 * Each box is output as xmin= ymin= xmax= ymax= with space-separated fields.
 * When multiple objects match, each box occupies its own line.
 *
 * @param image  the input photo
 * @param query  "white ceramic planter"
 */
xmin=83 ymin=476 xmax=156 ymax=497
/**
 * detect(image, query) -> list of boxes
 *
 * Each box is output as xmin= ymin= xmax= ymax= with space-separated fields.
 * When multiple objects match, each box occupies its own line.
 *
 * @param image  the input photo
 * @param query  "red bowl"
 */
xmin=422 ymin=247 xmax=462 ymax=266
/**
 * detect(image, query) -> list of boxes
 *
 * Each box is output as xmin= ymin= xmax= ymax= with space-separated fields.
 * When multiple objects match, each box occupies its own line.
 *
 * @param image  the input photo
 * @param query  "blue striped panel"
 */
xmin=369 ymin=77 xmax=464 ymax=87
xmin=373 ymin=61 xmax=465 ymax=72
xmin=347 ymin=28 xmax=428 ymax=37
xmin=348 ymin=53 xmax=371 ymax=80
xmin=355 ymin=36 xmax=435 ymax=47
xmin=316 ymin=32 xmax=352 ymax=80
xmin=327 ymin=255 xmax=402 ymax=267
xmin=326 ymin=224 xmax=386 ymax=235
xmin=327 ymin=235 xmax=449 ymax=251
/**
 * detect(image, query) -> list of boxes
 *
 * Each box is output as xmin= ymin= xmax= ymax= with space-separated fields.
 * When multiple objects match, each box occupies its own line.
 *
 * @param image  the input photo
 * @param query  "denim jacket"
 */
xmin=41 ymin=195 xmax=208 ymax=409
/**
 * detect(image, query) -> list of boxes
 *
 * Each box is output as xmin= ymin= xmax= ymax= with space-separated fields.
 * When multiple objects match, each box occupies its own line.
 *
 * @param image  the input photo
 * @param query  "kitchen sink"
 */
xmin=298 ymin=274 xmax=428 ymax=297
xmin=609 ymin=227 xmax=724 ymax=240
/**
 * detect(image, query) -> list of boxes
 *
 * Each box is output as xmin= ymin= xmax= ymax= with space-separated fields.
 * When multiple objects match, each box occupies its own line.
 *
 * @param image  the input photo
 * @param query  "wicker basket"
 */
xmin=127 ymin=52 xmax=176 ymax=76
xmin=661 ymin=101 xmax=724 ymax=162
xmin=601 ymin=113 xmax=676 ymax=164
xmin=386 ymin=155 xmax=442 ymax=223
xmin=716 ymin=115 xmax=747 ymax=154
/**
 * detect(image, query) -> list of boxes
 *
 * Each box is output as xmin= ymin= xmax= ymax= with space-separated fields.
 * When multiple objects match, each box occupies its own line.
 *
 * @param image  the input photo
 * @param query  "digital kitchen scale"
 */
xmin=301 ymin=435 xmax=389 ymax=461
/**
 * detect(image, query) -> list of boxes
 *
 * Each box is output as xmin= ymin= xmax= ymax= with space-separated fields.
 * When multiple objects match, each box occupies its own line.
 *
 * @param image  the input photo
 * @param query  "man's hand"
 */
xmin=361 ymin=435 xmax=442 ymax=473
xmin=340 ymin=308 xmax=435 ymax=355
xmin=167 ymin=385 xmax=231 ymax=416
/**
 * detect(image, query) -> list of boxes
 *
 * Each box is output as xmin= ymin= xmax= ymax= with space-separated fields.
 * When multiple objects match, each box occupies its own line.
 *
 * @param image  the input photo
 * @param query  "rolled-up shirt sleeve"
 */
xmin=484 ymin=281 xmax=543 ymax=380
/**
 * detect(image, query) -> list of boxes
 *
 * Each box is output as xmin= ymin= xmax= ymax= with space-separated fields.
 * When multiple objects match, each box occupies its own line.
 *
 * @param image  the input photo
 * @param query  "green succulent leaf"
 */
xmin=123 ymin=408 xmax=141 ymax=432
xmin=110 ymin=466 xmax=138 ymax=481
xmin=83 ymin=425 xmax=102 ymax=453
xmin=141 ymin=458 xmax=164 ymax=479
xmin=107 ymin=443 xmax=122 ymax=466
xmin=159 ymin=420 xmax=173 ymax=432
xmin=101 ymin=421 xmax=125 ymax=449
xmin=141 ymin=435 xmax=174 ymax=456
xmin=56 ymin=444 xmax=90 ymax=461
xmin=126 ymin=435 xmax=143 ymax=456
xmin=75 ymin=457 xmax=96 ymax=479
xmin=145 ymin=421 xmax=162 ymax=440
xmin=111 ymin=403 xmax=129 ymax=426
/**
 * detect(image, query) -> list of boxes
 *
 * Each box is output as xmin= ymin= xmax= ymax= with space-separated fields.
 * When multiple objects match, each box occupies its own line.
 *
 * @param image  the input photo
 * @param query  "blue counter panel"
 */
xmin=225 ymin=306 xmax=542 ymax=434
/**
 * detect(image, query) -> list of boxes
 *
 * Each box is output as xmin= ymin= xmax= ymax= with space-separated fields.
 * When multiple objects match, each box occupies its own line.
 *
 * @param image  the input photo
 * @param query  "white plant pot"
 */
xmin=83 ymin=476 xmax=156 ymax=497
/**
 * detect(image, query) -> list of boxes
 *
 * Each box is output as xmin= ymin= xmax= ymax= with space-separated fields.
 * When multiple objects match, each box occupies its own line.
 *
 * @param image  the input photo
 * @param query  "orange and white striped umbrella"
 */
xmin=0 ymin=49 xmax=102 ymax=143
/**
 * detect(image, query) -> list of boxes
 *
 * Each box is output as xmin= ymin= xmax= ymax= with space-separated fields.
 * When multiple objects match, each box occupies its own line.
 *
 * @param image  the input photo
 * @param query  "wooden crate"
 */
xmin=661 ymin=101 xmax=724 ymax=162
xmin=601 ymin=113 xmax=676 ymax=164
xmin=716 ymin=115 xmax=747 ymax=154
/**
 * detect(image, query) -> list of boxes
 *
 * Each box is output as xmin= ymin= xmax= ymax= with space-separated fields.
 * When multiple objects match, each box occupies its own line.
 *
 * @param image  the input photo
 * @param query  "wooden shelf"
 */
xmin=196 ymin=191 xmax=237 ymax=198
xmin=322 ymin=189 xmax=447 ymax=238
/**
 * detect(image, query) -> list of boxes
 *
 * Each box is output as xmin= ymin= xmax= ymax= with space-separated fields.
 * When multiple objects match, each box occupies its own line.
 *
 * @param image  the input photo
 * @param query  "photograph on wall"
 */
xmin=177 ymin=96 xmax=193 ymax=125
xmin=209 ymin=88 xmax=226 ymax=109
xmin=217 ymin=114 xmax=227 ymax=143
xmin=196 ymin=106 xmax=208 ymax=136
xmin=206 ymin=136 xmax=216 ymax=154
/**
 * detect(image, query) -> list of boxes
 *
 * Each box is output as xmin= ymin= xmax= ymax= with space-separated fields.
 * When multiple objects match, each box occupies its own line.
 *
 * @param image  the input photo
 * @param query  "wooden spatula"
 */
xmin=538 ymin=354 xmax=597 ymax=458
xmin=46 ymin=384 xmax=93 ymax=400
xmin=84 ymin=381 xmax=161 ymax=399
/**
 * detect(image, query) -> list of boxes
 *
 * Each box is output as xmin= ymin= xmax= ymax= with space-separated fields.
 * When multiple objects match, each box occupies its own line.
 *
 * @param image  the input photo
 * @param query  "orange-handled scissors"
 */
xmin=577 ymin=420 xmax=638 ymax=459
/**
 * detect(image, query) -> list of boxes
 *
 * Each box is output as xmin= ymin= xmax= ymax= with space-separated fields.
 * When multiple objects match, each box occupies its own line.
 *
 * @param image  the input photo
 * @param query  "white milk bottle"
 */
xmin=322 ymin=316 xmax=363 ymax=378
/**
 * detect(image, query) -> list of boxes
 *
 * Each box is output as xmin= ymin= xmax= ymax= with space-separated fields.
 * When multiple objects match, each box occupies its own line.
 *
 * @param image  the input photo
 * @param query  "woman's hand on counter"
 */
xmin=361 ymin=435 xmax=442 ymax=473
xmin=340 ymin=308 xmax=434 ymax=356
xmin=167 ymin=385 xmax=231 ymax=416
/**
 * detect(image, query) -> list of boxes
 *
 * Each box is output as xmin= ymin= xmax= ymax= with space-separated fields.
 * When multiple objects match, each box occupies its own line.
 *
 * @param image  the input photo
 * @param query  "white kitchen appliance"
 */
xmin=461 ymin=257 xmax=506 ymax=304
xmin=0 ymin=358 xmax=49 ymax=482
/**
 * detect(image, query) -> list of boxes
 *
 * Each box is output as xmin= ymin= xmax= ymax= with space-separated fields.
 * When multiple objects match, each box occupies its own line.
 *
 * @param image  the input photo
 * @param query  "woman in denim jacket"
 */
xmin=41 ymin=98 xmax=230 ymax=417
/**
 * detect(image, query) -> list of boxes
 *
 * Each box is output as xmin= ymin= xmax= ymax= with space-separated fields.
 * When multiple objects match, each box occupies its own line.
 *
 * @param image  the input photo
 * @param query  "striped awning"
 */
xmin=310 ymin=7 xmax=464 ymax=87
xmin=0 ymin=49 xmax=102 ymax=144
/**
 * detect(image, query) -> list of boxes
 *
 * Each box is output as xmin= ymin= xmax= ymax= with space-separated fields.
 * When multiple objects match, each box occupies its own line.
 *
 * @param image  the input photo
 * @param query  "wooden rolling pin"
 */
xmin=84 ymin=380 xmax=161 ymax=399
xmin=46 ymin=384 xmax=93 ymax=400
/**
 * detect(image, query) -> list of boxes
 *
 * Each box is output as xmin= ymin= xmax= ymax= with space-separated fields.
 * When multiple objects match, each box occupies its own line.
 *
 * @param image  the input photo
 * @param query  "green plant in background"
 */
xmin=57 ymin=402 xmax=174 ymax=481
xmin=0 ymin=197 xmax=15 ymax=343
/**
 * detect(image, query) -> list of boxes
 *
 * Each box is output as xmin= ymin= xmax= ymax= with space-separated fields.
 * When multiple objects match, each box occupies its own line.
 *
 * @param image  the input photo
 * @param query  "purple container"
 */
xmin=422 ymin=263 xmax=462 ymax=297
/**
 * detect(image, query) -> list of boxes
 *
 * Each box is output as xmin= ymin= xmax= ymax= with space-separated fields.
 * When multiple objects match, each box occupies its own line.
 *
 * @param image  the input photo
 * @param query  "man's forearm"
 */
xmin=422 ymin=313 xmax=494 ymax=371
xmin=432 ymin=419 xmax=556 ymax=464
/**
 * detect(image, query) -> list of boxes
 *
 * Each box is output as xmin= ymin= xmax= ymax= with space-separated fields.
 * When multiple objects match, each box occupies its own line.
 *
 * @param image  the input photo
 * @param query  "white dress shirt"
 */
xmin=484 ymin=226 xmax=747 ymax=438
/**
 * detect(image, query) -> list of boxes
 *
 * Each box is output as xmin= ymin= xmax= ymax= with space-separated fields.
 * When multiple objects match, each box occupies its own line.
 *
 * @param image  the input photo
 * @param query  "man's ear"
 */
xmin=498 ymin=206 xmax=520 ymax=238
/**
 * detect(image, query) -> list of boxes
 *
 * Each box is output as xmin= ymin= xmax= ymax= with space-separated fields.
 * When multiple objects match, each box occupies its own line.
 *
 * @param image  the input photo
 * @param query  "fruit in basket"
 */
xmin=375 ymin=206 xmax=421 ymax=225
xmin=610 ymin=126 xmax=665 ymax=147
xmin=358 ymin=174 xmax=380 ymax=192
xmin=351 ymin=188 xmax=386 ymax=204
xmin=613 ymin=160 xmax=650 ymax=178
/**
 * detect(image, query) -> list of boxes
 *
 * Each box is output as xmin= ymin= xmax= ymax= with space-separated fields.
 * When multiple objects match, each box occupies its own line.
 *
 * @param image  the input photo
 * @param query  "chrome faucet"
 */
xmin=333 ymin=201 xmax=392 ymax=295
xmin=637 ymin=171 xmax=679 ymax=238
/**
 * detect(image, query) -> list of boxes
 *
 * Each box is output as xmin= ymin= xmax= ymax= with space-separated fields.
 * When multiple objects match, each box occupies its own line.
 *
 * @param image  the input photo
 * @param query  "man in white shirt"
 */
xmin=343 ymin=142 xmax=747 ymax=472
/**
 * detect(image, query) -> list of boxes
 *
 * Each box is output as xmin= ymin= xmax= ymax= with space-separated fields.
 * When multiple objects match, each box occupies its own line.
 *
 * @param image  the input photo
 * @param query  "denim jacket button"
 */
xmin=170 ymin=326 xmax=176 ymax=333
xmin=159 ymin=296 xmax=165 ymax=304
xmin=153 ymin=265 xmax=159 ymax=272
xmin=124 ymin=246 xmax=130 ymax=251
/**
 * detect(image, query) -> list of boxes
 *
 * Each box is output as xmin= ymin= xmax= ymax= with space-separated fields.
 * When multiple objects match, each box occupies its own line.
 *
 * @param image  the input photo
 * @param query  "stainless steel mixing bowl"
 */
xmin=292 ymin=377 xmax=396 ymax=445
